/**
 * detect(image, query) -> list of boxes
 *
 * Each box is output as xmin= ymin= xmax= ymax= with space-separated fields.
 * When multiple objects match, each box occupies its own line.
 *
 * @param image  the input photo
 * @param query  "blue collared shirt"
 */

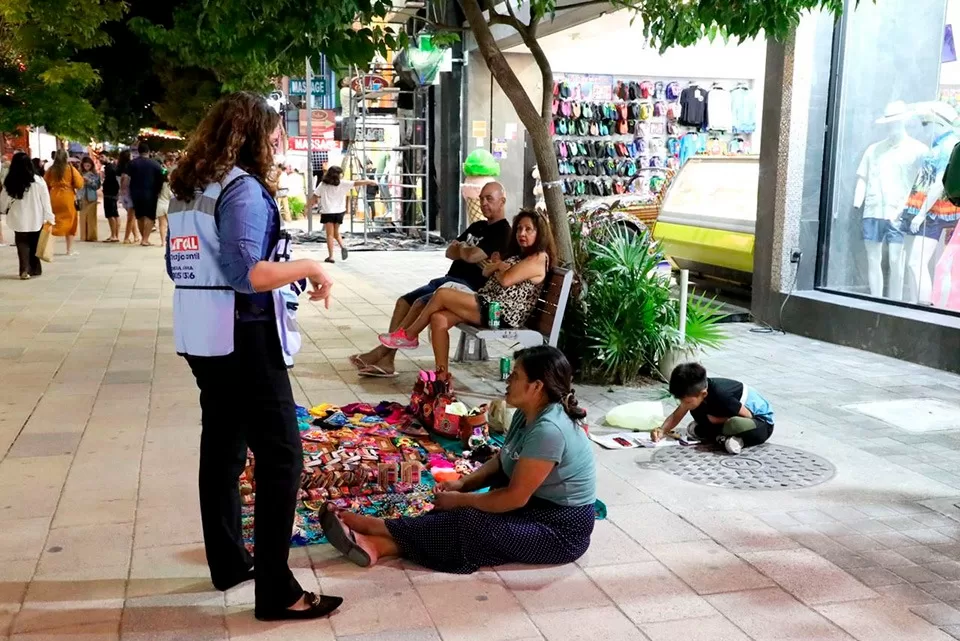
xmin=166 ymin=177 xmax=279 ymax=322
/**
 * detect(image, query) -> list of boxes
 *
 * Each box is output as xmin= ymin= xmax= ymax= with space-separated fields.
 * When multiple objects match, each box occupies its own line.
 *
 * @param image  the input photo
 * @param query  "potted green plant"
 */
xmin=657 ymin=292 xmax=729 ymax=381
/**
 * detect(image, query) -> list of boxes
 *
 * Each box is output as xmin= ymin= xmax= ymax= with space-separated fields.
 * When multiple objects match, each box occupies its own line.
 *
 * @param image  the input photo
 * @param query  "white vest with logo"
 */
xmin=167 ymin=167 xmax=303 ymax=366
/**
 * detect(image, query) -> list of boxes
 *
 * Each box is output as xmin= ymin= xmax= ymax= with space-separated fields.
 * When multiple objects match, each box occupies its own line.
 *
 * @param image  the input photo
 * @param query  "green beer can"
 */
xmin=500 ymin=356 xmax=511 ymax=381
xmin=488 ymin=301 xmax=502 ymax=329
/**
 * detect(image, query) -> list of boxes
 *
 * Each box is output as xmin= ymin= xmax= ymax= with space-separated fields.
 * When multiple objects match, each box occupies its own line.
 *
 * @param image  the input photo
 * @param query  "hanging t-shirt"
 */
xmin=856 ymin=135 xmax=928 ymax=222
xmin=679 ymin=132 xmax=703 ymax=166
xmin=731 ymin=86 xmax=756 ymax=134
xmin=679 ymin=85 xmax=707 ymax=129
xmin=706 ymin=87 xmax=732 ymax=131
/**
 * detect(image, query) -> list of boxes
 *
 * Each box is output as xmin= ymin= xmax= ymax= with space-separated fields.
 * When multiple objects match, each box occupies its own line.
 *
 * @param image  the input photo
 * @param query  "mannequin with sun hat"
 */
xmin=849 ymin=100 xmax=927 ymax=298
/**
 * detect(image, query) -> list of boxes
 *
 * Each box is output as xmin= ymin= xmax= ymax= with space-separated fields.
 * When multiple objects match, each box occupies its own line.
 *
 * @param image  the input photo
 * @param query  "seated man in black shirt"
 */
xmin=658 ymin=362 xmax=775 ymax=455
xmin=351 ymin=182 xmax=512 ymax=377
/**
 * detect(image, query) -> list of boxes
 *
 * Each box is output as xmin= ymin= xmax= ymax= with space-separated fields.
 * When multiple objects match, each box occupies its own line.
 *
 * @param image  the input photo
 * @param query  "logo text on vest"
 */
xmin=170 ymin=236 xmax=200 ymax=252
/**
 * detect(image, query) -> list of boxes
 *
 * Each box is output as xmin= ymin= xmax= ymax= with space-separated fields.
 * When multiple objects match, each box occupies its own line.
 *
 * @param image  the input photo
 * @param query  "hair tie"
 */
xmin=562 ymin=391 xmax=575 ymax=408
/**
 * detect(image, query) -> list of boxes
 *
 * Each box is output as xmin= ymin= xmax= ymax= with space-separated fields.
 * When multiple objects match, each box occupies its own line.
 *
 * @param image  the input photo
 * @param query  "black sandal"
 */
xmin=320 ymin=504 xmax=372 ymax=567
xmin=255 ymin=591 xmax=343 ymax=621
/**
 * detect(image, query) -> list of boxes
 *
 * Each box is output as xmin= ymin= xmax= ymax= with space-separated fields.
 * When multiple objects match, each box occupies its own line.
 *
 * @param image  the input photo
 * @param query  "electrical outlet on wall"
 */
xmin=790 ymin=250 xmax=803 ymax=264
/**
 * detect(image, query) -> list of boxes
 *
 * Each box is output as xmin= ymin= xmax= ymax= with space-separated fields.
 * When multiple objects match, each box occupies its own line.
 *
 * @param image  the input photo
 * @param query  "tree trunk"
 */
xmin=459 ymin=0 xmax=574 ymax=265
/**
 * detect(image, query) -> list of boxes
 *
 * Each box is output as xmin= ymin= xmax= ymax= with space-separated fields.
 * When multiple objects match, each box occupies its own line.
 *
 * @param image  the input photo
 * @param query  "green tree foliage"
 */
xmin=130 ymin=0 xmax=403 ymax=92
xmin=0 ymin=0 xmax=125 ymax=138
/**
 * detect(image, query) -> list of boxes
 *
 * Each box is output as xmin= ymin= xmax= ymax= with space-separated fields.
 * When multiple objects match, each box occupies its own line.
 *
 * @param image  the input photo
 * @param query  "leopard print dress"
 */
xmin=477 ymin=256 xmax=545 ymax=328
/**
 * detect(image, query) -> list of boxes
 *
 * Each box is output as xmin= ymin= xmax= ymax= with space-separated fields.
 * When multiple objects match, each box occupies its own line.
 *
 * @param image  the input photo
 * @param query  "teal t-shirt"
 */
xmin=498 ymin=403 xmax=596 ymax=507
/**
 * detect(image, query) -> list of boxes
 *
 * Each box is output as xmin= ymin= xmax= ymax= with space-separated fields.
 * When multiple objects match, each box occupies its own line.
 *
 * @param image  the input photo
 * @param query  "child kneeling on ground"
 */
xmin=660 ymin=362 xmax=774 ymax=455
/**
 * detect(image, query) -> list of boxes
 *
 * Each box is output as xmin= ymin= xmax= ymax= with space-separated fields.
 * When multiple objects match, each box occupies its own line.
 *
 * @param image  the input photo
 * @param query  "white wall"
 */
xmin=528 ymin=11 xmax=765 ymax=80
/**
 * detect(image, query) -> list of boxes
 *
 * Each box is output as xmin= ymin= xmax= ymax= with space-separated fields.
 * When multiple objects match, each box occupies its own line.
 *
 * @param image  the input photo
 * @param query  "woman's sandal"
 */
xmin=348 ymin=354 xmax=368 ymax=370
xmin=254 ymin=591 xmax=344 ymax=621
xmin=358 ymin=365 xmax=398 ymax=378
xmin=320 ymin=504 xmax=372 ymax=567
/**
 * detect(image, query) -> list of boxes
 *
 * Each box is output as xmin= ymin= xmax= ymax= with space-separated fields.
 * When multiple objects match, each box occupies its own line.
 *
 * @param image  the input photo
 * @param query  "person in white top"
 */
xmin=307 ymin=165 xmax=376 ymax=263
xmin=0 ymin=152 xmax=55 ymax=279
xmin=276 ymin=164 xmax=293 ymax=222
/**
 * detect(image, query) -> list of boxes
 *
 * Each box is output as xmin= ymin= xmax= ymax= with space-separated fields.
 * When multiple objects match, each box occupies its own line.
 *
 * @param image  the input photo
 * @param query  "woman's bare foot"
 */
xmin=351 ymin=531 xmax=380 ymax=566
xmin=340 ymin=511 xmax=385 ymax=536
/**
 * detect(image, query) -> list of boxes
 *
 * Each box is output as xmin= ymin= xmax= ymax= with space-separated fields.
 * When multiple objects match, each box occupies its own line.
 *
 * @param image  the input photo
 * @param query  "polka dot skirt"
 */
xmin=384 ymin=499 xmax=595 ymax=574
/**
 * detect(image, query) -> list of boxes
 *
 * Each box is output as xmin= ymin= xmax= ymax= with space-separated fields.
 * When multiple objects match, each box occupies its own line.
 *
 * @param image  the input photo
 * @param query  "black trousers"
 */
xmin=185 ymin=321 xmax=303 ymax=612
xmin=14 ymin=231 xmax=42 ymax=277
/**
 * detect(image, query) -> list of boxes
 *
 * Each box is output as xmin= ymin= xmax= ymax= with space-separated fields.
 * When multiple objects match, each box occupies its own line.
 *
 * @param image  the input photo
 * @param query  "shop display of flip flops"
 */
xmin=545 ymin=73 xmax=757 ymax=208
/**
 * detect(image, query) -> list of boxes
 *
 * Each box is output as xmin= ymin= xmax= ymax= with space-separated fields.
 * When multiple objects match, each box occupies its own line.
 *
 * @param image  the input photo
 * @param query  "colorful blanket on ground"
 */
xmin=240 ymin=403 xmax=605 ymax=549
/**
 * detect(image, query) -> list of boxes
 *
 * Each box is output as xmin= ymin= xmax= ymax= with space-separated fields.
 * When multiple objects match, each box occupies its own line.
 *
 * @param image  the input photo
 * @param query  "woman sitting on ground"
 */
xmin=378 ymin=209 xmax=555 ymax=372
xmin=322 ymin=345 xmax=596 ymax=573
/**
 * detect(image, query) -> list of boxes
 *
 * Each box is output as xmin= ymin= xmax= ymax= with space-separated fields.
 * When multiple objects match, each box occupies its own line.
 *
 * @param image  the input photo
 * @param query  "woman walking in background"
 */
xmin=154 ymin=153 xmax=175 ymax=244
xmin=44 ymin=149 xmax=83 ymax=256
xmin=102 ymin=157 xmax=121 ymax=242
xmin=31 ymin=158 xmax=45 ymax=177
xmin=78 ymin=156 xmax=101 ymax=242
xmin=0 ymin=152 xmax=55 ymax=279
xmin=118 ymin=150 xmax=140 ymax=244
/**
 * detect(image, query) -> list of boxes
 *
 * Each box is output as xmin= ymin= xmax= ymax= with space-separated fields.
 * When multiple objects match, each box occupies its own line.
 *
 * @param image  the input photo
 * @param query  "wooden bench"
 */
xmin=453 ymin=267 xmax=574 ymax=362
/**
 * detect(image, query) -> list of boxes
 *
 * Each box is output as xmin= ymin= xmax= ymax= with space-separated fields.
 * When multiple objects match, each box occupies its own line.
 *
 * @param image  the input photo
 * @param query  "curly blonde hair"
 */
xmin=171 ymin=91 xmax=280 ymax=201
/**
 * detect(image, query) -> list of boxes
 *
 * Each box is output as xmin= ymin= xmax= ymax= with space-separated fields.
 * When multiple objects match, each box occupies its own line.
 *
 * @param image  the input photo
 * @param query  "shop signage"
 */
xmin=289 ymin=78 xmax=327 ymax=97
xmin=297 ymin=109 xmax=336 ymax=133
xmin=492 ymin=138 xmax=508 ymax=160
xmin=349 ymin=75 xmax=390 ymax=93
xmin=359 ymin=128 xmax=385 ymax=142
xmin=288 ymin=137 xmax=340 ymax=152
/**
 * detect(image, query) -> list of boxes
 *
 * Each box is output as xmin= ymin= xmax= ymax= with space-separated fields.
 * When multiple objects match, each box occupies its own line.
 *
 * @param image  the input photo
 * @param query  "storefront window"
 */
xmin=821 ymin=0 xmax=960 ymax=313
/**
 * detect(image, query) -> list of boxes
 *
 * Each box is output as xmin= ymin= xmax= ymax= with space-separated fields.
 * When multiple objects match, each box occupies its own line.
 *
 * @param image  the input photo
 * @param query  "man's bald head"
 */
xmin=479 ymin=181 xmax=506 ymax=222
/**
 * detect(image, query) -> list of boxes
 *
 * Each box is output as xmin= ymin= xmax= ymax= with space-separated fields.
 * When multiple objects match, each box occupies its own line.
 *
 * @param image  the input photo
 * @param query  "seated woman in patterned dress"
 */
xmin=378 ymin=209 xmax=556 ymax=372
xmin=321 ymin=345 xmax=596 ymax=573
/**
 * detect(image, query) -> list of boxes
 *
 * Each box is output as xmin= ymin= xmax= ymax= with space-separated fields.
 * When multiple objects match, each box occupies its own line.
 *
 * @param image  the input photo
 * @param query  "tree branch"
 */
xmin=486 ymin=8 xmax=527 ymax=35
xmin=486 ymin=4 xmax=552 ymax=122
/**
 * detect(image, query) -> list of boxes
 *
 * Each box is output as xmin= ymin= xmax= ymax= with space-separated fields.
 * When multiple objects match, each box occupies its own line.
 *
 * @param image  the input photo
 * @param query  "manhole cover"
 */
xmin=844 ymin=398 xmax=960 ymax=433
xmin=645 ymin=444 xmax=835 ymax=490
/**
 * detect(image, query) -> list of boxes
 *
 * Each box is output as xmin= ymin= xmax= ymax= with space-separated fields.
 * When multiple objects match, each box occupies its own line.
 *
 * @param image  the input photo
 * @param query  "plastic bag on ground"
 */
xmin=603 ymin=401 xmax=665 ymax=432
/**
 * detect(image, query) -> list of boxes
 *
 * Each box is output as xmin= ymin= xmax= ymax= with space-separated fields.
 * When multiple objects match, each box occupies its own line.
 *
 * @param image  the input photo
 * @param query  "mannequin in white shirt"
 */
xmin=849 ymin=105 xmax=927 ymax=299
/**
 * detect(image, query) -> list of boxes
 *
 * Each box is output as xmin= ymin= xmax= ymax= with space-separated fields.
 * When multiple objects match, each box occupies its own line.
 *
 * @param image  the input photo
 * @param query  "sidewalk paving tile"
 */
xmin=816 ymin=599 xmax=954 ymax=641
xmin=741 ymin=549 xmax=876 ymax=605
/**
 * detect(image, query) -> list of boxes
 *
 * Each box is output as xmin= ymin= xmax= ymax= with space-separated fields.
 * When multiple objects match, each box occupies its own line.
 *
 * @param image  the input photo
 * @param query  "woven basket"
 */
xmin=621 ymin=168 xmax=676 ymax=231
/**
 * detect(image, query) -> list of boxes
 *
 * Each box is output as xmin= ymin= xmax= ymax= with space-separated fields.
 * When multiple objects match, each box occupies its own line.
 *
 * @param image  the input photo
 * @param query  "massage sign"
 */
xmin=169 ymin=235 xmax=201 ymax=280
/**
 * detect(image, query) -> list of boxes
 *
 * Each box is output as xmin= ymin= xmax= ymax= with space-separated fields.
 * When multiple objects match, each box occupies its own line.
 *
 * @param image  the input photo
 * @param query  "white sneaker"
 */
xmin=675 ymin=422 xmax=701 ymax=443
xmin=724 ymin=436 xmax=744 ymax=455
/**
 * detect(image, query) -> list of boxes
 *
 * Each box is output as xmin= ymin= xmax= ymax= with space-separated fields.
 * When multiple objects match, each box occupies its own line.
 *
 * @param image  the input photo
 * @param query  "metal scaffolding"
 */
xmin=342 ymin=60 xmax=431 ymax=245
